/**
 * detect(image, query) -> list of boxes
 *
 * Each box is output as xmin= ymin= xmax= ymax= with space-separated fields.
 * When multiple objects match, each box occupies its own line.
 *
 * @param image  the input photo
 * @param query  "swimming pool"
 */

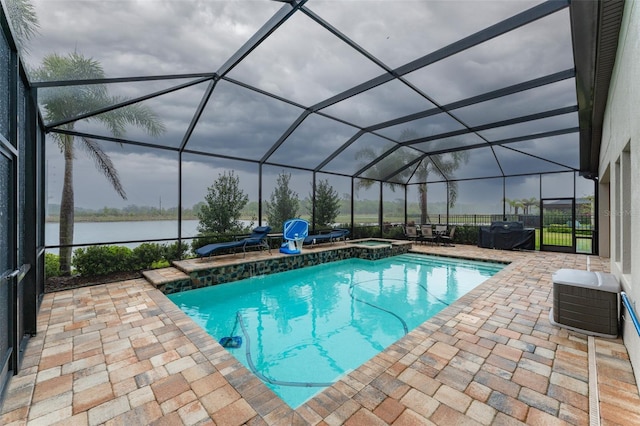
xmin=168 ymin=253 xmax=504 ymax=407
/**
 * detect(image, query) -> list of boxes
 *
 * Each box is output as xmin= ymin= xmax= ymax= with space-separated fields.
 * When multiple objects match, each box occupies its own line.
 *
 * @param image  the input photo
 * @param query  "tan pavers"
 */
xmin=210 ymin=398 xmax=256 ymax=426
xmin=466 ymin=400 xmax=496 ymax=425
xmin=372 ymin=397 xmax=404 ymax=424
xmin=511 ymin=367 xmax=549 ymax=394
xmin=2 ymin=246 xmax=640 ymax=425
xmin=72 ymin=382 xmax=114 ymax=414
xmin=430 ymin=404 xmax=483 ymax=426
xmin=433 ymin=384 xmax=472 ymax=413
xmin=159 ymin=390 xmax=197 ymax=415
xmin=150 ymin=374 xmax=191 ymax=404
xmin=399 ymin=388 xmax=439 ymax=418
xmin=486 ymin=391 xmax=529 ymax=421
xmin=200 ymin=383 xmax=242 ymax=415
xmin=87 ymin=395 xmax=130 ymax=425
xmin=343 ymin=408 xmax=387 ymax=426
xmin=31 ymin=374 xmax=73 ymax=403
xmin=323 ymin=399 xmax=361 ymax=425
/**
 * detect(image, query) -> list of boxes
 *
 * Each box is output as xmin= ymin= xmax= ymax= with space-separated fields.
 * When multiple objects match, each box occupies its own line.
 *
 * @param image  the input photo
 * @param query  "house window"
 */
xmin=621 ymin=143 xmax=631 ymax=274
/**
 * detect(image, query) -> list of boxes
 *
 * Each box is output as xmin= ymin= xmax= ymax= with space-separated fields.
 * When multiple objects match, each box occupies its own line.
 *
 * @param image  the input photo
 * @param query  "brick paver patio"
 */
xmin=2 ymin=244 xmax=640 ymax=425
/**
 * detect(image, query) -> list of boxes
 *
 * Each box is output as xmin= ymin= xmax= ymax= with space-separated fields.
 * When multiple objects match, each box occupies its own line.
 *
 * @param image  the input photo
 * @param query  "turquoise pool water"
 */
xmin=168 ymin=253 xmax=504 ymax=408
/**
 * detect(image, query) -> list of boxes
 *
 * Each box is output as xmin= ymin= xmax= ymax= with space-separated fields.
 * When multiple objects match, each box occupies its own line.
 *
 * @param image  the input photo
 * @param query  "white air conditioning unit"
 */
xmin=549 ymin=269 xmax=620 ymax=338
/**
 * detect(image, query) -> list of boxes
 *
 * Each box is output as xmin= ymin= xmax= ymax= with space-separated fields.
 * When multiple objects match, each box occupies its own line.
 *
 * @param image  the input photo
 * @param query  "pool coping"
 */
xmin=152 ymin=239 xmax=413 ymax=294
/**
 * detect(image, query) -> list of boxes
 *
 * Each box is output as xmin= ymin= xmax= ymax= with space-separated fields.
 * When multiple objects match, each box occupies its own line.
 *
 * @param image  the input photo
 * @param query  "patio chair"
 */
xmin=404 ymin=224 xmax=421 ymax=243
xmin=195 ymin=226 xmax=272 ymax=258
xmin=303 ymin=228 xmax=350 ymax=245
xmin=419 ymin=225 xmax=437 ymax=245
xmin=439 ymin=225 xmax=456 ymax=246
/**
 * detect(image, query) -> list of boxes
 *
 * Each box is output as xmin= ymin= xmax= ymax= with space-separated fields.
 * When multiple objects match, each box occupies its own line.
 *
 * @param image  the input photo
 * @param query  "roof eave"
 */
xmin=571 ymin=0 xmax=625 ymax=179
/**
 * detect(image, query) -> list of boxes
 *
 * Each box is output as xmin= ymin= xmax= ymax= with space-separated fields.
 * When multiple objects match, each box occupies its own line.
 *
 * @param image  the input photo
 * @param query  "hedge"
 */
xmin=45 ymin=253 xmax=61 ymax=278
xmin=71 ymin=241 xmax=189 ymax=277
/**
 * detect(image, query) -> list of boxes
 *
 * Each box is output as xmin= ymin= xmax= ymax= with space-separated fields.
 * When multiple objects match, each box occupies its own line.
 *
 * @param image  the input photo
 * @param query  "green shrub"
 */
xmin=133 ymin=243 xmax=165 ymax=270
xmin=151 ymin=260 xmax=170 ymax=269
xmin=45 ymin=252 xmax=61 ymax=278
xmin=450 ymin=225 xmax=480 ymax=245
xmin=352 ymin=226 xmax=379 ymax=239
xmin=163 ymin=241 xmax=189 ymax=262
xmin=71 ymin=241 xmax=189 ymax=277
xmin=72 ymin=245 xmax=134 ymax=276
xmin=382 ymin=225 xmax=404 ymax=239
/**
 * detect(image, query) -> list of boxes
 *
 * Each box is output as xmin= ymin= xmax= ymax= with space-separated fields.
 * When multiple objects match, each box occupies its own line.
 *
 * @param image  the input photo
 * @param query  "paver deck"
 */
xmin=2 ymin=244 xmax=640 ymax=425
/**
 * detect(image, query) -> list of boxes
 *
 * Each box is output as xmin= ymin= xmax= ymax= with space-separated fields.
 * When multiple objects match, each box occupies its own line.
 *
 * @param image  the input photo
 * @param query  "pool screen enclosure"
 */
xmin=0 ymin=0 xmax=624 ymax=392
xmin=23 ymin=0 xmax=615 ymax=240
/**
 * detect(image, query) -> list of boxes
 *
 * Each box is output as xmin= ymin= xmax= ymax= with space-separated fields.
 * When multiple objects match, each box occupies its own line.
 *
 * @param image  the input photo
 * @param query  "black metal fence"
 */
xmin=427 ymin=214 xmax=541 ymax=228
xmin=354 ymin=212 xmax=595 ymax=254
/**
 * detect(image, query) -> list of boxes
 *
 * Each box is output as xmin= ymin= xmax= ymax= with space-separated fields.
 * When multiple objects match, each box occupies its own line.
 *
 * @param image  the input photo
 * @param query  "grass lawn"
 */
xmin=536 ymin=229 xmax=592 ymax=253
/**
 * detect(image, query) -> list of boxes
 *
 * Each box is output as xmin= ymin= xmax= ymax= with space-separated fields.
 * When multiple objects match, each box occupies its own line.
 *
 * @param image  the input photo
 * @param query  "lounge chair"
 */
xmin=195 ymin=226 xmax=272 ymax=257
xmin=303 ymin=228 xmax=349 ymax=245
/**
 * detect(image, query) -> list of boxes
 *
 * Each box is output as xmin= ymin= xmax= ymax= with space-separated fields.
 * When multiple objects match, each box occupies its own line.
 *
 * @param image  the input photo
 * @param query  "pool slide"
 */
xmin=279 ymin=218 xmax=309 ymax=255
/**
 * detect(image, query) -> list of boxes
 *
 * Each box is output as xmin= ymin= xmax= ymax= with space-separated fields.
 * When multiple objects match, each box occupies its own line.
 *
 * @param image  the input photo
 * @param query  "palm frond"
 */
xmin=80 ymin=137 xmax=127 ymax=200
xmin=33 ymin=53 xmax=110 ymax=123
xmin=98 ymin=98 xmax=166 ymax=139
xmin=5 ymin=0 xmax=39 ymax=51
xmin=34 ymin=53 xmax=165 ymax=140
xmin=354 ymin=177 xmax=376 ymax=191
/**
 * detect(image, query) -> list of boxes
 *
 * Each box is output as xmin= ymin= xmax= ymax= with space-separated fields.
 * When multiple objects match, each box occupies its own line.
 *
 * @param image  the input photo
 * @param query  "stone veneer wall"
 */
xmin=160 ymin=244 xmax=409 ymax=294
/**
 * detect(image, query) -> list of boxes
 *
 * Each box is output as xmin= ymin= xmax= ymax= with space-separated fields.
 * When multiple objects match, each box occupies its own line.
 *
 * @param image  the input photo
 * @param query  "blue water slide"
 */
xmin=279 ymin=219 xmax=309 ymax=254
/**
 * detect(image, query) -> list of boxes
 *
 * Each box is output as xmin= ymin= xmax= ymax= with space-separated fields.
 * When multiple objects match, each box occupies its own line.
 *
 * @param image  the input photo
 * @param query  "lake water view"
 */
xmin=45 ymin=219 xmax=212 ymax=254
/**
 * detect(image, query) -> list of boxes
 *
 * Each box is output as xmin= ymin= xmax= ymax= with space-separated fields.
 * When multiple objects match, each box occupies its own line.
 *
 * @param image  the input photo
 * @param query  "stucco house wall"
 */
xmin=598 ymin=0 xmax=640 ymax=389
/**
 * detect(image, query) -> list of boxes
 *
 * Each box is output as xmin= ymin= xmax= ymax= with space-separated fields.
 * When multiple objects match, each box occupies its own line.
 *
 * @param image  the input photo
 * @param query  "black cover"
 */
xmin=490 ymin=221 xmax=524 ymax=231
xmin=478 ymin=221 xmax=535 ymax=250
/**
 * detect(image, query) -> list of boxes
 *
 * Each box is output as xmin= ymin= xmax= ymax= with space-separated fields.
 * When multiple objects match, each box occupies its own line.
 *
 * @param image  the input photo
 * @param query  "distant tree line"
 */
xmin=46 ymin=198 xmax=500 ymax=223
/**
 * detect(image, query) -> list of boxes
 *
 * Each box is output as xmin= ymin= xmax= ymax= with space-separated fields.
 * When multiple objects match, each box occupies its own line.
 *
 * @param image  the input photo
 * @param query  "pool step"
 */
xmin=142 ymin=267 xmax=191 ymax=289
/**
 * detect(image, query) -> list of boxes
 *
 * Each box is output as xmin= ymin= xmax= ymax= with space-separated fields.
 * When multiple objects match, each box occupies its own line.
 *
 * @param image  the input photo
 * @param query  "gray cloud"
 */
xmin=28 ymin=0 xmax=584 ymax=209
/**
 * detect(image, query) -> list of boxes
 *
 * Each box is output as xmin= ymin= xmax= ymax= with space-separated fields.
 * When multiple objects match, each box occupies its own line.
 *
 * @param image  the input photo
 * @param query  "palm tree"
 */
xmin=5 ymin=0 xmax=39 ymax=52
xmin=504 ymin=198 xmax=513 ymax=214
xmin=356 ymin=129 xmax=468 ymax=224
xmin=509 ymin=198 xmax=523 ymax=215
xmin=521 ymin=197 xmax=538 ymax=215
xmin=33 ymin=52 xmax=165 ymax=274
xmin=413 ymin=152 xmax=468 ymax=224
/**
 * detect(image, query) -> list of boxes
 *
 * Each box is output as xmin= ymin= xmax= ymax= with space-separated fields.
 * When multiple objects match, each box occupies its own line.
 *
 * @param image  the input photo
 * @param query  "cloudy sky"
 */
xmin=15 ymin=0 xmax=591 ymax=212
